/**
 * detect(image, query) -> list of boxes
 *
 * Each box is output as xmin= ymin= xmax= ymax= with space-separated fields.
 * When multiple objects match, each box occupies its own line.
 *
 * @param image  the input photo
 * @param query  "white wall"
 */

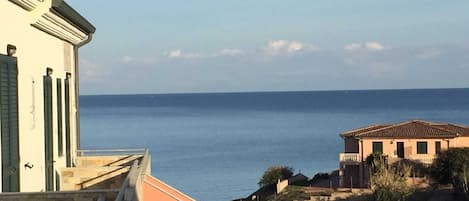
xmin=0 ymin=0 xmax=80 ymax=192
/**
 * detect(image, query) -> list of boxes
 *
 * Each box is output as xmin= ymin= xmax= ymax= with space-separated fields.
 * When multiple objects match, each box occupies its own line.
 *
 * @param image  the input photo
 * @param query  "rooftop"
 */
xmin=340 ymin=120 xmax=469 ymax=139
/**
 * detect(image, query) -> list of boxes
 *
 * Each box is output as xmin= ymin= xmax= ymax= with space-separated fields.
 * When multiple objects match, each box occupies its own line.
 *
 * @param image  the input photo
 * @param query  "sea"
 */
xmin=79 ymin=88 xmax=469 ymax=201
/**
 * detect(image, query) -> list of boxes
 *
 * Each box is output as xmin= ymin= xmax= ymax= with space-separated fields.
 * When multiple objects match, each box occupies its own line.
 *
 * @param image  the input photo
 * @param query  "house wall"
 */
xmin=0 ymin=0 xmax=79 ymax=192
xmin=452 ymin=136 xmax=469 ymax=148
xmin=360 ymin=137 xmax=467 ymax=161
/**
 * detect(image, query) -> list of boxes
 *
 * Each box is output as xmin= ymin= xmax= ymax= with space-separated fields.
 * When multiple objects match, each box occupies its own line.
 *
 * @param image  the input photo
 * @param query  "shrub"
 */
xmin=366 ymin=152 xmax=388 ymax=174
xmin=368 ymin=153 xmax=414 ymax=201
xmin=431 ymin=148 xmax=469 ymax=199
xmin=259 ymin=166 xmax=294 ymax=186
xmin=310 ymin=173 xmax=329 ymax=184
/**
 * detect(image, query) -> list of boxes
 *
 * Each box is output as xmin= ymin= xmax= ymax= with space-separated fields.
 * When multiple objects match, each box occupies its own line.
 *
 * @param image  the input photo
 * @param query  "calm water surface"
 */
xmin=80 ymin=89 xmax=469 ymax=201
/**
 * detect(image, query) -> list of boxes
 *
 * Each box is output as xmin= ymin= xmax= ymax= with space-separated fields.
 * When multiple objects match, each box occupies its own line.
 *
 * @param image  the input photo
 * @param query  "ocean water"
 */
xmin=79 ymin=88 xmax=469 ymax=201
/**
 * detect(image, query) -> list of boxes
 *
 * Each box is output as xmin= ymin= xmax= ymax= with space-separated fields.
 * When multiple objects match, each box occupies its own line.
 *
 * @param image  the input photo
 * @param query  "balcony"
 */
xmin=339 ymin=153 xmax=360 ymax=164
xmin=0 ymin=148 xmax=149 ymax=201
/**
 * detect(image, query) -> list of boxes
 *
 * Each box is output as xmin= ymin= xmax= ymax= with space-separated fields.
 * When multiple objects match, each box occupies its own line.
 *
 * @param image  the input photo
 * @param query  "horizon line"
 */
xmin=79 ymin=87 xmax=469 ymax=97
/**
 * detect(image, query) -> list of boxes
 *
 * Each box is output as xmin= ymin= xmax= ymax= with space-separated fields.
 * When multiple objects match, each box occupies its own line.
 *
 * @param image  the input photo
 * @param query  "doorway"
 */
xmin=397 ymin=142 xmax=404 ymax=159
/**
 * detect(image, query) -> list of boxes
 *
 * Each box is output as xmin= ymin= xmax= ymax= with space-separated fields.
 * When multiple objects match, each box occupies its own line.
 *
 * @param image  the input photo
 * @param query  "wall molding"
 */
xmin=32 ymin=12 xmax=88 ymax=45
xmin=9 ymin=0 xmax=43 ymax=11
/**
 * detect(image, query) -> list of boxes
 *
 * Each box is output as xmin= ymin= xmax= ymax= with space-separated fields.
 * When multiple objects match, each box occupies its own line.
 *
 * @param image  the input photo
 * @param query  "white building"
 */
xmin=1 ymin=2 xmax=195 ymax=201
xmin=0 ymin=0 xmax=95 ymax=192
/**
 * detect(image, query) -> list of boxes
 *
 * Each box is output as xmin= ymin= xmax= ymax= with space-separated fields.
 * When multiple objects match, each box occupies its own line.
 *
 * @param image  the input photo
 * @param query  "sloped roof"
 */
xmin=341 ymin=124 xmax=391 ymax=137
xmin=52 ymin=0 xmax=96 ymax=34
xmin=142 ymin=175 xmax=195 ymax=201
xmin=340 ymin=120 xmax=469 ymax=139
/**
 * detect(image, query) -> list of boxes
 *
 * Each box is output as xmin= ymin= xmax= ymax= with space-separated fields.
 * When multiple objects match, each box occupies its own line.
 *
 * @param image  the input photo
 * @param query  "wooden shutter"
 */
xmin=64 ymin=76 xmax=71 ymax=167
xmin=57 ymin=79 xmax=63 ymax=156
xmin=372 ymin=141 xmax=383 ymax=153
xmin=0 ymin=54 xmax=20 ymax=192
xmin=417 ymin=141 xmax=428 ymax=154
xmin=43 ymin=75 xmax=54 ymax=191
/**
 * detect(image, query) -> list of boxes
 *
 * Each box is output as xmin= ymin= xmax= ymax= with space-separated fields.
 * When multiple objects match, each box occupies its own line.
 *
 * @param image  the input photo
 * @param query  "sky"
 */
xmin=67 ymin=0 xmax=469 ymax=95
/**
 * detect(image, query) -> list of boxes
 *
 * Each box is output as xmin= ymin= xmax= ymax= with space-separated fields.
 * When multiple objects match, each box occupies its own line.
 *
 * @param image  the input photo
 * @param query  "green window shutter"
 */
xmin=0 ymin=54 xmax=20 ymax=192
xmin=43 ymin=75 xmax=54 ymax=191
xmin=64 ymin=76 xmax=71 ymax=167
xmin=435 ymin=141 xmax=441 ymax=154
xmin=57 ymin=79 xmax=63 ymax=156
xmin=417 ymin=142 xmax=427 ymax=154
xmin=372 ymin=141 xmax=383 ymax=154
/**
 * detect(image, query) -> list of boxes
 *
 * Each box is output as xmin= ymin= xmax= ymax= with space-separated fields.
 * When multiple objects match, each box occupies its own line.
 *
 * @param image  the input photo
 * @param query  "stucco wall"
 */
xmin=0 ymin=1 xmax=79 ymax=192
xmin=452 ymin=136 xmax=469 ymax=148
xmin=360 ymin=138 xmax=465 ymax=161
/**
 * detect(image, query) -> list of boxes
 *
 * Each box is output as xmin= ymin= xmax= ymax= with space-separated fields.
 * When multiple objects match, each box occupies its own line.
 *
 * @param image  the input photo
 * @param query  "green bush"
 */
xmin=259 ymin=166 xmax=294 ymax=186
xmin=431 ymin=148 xmax=469 ymax=199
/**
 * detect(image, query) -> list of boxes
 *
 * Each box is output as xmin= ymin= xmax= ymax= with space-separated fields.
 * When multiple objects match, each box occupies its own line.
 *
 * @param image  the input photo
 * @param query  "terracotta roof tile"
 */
xmin=341 ymin=120 xmax=468 ymax=139
xmin=341 ymin=124 xmax=390 ymax=137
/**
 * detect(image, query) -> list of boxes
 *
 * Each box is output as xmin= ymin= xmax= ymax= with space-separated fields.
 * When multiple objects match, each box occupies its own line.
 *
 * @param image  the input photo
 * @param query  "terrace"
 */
xmin=0 ymin=148 xmax=150 ymax=201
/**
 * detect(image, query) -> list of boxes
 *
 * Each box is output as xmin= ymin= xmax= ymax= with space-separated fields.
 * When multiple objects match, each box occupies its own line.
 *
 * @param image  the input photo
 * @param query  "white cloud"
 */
xmin=365 ymin=42 xmax=384 ymax=51
xmin=219 ymin=48 xmax=244 ymax=56
xmin=287 ymin=41 xmax=304 ymax=53
xmin=167 ymin=50 xmax=182 ymax=58
xmin=264 ymin=40 xmax=314 ymax=55
xmin=120 ymin=56 xmax=135 ymax=63
xmin=344 ymin=42 xmax=385 ymax=51
xmin=344 ymin=43 xmax=362 ymax=51
xmin=80 ymin=59 xmax=104 ymax=81
xmin=166 ymin=50 xmax=200 ymax=59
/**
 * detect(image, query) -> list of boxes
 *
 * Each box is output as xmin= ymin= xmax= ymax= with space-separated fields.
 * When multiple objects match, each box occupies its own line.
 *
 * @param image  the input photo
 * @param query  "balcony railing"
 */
xmin=407 ymin=154 xmax=436 ymax=164
xmin=114 ymin=149 xmax=151 ymax=201
xmin=339 ymin=153 xmax=360 ymax=163
xmin=77 ymin=148 xmax=147 ymax=156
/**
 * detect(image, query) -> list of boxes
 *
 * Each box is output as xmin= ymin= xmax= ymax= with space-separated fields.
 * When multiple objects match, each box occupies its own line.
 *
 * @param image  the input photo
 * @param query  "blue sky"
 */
xmin=67 ymin=0 xmax=469 ymax=95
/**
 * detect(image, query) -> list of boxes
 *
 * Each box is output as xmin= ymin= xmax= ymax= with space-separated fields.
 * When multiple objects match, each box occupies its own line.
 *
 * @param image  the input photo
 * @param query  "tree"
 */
xmin=258 ymin=166 xmax=294 ymax=186
xmin=431 ymin=148 xmax=469 ymax=199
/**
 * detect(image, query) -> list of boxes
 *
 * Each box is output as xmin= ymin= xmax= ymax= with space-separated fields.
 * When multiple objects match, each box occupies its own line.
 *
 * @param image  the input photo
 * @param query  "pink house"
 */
xmin=338 ymin=120 xmax=469 ymax=188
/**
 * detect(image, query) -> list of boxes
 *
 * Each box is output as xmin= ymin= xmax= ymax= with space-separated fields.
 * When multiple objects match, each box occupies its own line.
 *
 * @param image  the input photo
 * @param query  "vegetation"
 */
xmin=310 ymin=172 xmax=330 ymax=184
xmin=367 ymin=153 xmax=414 ymax=201
xmin=431 ymin=147 xmax=469 ymax=200
xmin=258 ymin=166 xmax=294 ymax=186
xmin=266 ymin=186 xmax=312 ymax=201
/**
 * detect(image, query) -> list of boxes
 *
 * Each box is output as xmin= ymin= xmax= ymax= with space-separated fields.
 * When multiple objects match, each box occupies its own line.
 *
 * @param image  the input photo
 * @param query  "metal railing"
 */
xmin=339 ymin=153 xmax=360 ymax=163
xmin=115 ymin=149 xmax=150 ymax=201
xmin=77 ymin=148 xmax=146 ymax=156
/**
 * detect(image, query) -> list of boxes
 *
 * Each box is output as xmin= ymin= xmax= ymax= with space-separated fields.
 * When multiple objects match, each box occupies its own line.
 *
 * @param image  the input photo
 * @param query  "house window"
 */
xmin=435 ymin=141 xmax=441 ymax=154
xmin=417 ymin=142 xmax=428 ymax=154
xmin=372 ymin=142 xmax=383 ymax=153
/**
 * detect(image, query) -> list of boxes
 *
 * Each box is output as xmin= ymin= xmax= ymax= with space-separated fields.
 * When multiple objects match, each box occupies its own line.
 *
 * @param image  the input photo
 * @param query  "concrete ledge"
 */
xmin=0 ymin=189 xmax=119 ymax=201
xmin=61 ymin=166 xmax=130 ymax=191
xmin=77 ymin=155 xmax=142 ymax=167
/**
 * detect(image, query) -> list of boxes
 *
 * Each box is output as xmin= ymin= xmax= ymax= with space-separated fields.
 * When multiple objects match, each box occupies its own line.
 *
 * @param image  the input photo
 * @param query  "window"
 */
xmin=417 ymin=141 xmax=428 ymax=154
xmin=372 ymin=142 xmax=383 ymax=153
xmin=435 ymin=141 xmax=441 ymax=154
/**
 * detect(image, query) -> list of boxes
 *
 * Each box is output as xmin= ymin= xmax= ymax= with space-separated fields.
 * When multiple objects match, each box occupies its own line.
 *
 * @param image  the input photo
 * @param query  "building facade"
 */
xmin=0 ymin=0 xmax=94 ymax=192
xmin=339 ymin=120 xmax=469 ymax=188
xmin=1 ymin=2 xmax=196 ymax=200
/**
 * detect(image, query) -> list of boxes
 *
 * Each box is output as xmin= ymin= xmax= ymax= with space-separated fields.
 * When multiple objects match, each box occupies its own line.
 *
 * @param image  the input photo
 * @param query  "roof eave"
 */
xmin=51 ymin=0 xmax=96 ymax=35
